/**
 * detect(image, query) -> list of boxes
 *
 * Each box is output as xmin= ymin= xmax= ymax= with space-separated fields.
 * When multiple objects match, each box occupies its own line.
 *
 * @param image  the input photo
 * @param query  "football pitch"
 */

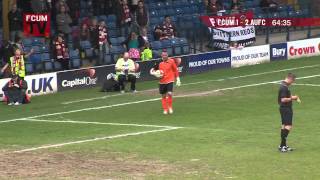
xmin=1 ymin=57 xmax=320 ymax=179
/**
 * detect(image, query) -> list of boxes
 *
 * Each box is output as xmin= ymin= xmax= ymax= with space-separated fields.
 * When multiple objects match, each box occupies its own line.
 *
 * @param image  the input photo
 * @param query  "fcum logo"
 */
xmin=23 ymin=14 xmax=50 ymax=37
xmin=270 ymin=43 xmax=287 ymax=61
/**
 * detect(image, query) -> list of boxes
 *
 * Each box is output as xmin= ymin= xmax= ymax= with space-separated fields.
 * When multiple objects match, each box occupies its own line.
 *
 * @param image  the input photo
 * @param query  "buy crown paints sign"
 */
xmin=23 ymin=14 xmax=50 ymax=37
xmin=287 ymin=38 xmax=320 ymax=59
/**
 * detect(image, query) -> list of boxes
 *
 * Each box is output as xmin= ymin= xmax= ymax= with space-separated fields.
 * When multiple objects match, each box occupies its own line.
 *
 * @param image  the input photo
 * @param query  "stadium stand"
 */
xmin=0 ymin=0 xmax=315 ymax=77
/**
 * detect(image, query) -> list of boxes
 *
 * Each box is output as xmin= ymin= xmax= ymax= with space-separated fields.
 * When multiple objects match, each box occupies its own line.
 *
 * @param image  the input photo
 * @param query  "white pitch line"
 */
xmin=23 ymin=118 xmax=179 ymax=129
xmin=0 ymin=119 xmax=21 ymax=124
xmin=61 ymin=64 xmax=320 ymax=105
xmin=293 ymin=83 xmax=320 ymax=87
xmin=4 ymin=74 xmax=320 ymax=123
xmin=13 ymin=127 xmax=181 ymax=153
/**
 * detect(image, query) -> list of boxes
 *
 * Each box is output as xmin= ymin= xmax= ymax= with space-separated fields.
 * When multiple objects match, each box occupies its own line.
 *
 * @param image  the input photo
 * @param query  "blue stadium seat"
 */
xmin=110 ymin=38 xmax=118 ymax=45
xmin=151 ymin=41 xmax=162 ymax=50
xmin=29 ymin=54 xmax=42 ymax=63
xmin=32 ymin=38 xmax=44 ymax=46
xmin=179 ymin=38 xmax=189 ymax=54
xmin=109 ymin=29 xmax=119 ymax=38
xmin=80 ymin=40 xmax=91 ymax=49
xmin=41 ymin=53 xmax=51 ymax=61
xmin=40 ymin=45 xmax=50 ymax=53
xmin=44 ymin=60 xmax=53 ymax=71
xmin=166 ymin=8 xmax=175 ymax=16
xmin=25 ymin=63 xmax=34 ymax=74
xmin=69 ymin=49 xmax=80 ymax=59
xmin=117 ymin=37 xmax=126 ymax=44
xmin=71 ymin=58 xmax=81 ymax=68
xmin=54 ymin=61 xmax=62 ymax=71
xmin=171 ymin=38 xmax=181 ymax=55
xmin=99 ymin=15 xmax=107 ymax=22
xmin=107 ymin=22 xmax=117 ymax=29
xmin=104 ymin=54 xmax=113 ymax=64
xmin=85 ymin=49 xmax=94 ymax=58
xmin=107 ymin=15 xmax=117 ymax=22
xmin=22 ymin=38 xmax=32 ymax=47
xmin=150 ymin=10 xmax=158 ymax=17
xmin=155 ymin=2 xmax=165 ymax=9
xmin=31 ymin=46 xmax=41 ymax=54
xmin=160 ymin=39 xmax=173 ymax=56
xmin=35 ymin=62 xmax=43 ymax=72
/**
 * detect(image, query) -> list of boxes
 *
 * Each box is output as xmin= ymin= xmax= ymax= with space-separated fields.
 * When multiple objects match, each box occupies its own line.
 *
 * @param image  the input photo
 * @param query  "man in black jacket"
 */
xmin=8 ymin=4 xmax=23 ymax=41
xmin=2 ymin=75 xmax=28 ymax=105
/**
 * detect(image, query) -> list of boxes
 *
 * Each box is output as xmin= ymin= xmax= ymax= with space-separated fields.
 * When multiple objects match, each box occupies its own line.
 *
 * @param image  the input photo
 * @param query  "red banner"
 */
xmin=23 ymin=14 xmax=51 ymax=37
xmin=200 ymin=11 xmax=254 ymax=28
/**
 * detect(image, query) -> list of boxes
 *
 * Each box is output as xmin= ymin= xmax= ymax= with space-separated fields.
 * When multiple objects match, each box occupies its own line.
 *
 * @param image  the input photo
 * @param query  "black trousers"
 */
xmin=118 ymin=74 xmax=136 ymax=91
xmin=7 ymin=89 xmax=25 ymax=103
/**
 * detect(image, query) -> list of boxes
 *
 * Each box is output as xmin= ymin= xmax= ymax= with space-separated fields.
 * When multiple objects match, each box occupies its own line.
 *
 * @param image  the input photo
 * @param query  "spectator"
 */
xmin=134 ymin=0 xmax=149 ymax=32
xmin=56 ymin=4 xmax=72 ymax=40
xmin=1 ymin=48 xmax=33 ymax=80
xmin=141 ymin=42 xmax=153 ymax=61
xmin=66 ymin=0 xmax=80 ymax=25
xmin=8 ymin=4 xmax=23 ymax=42
xmin=89 ymin=18 xmax=100 ymax=58
xmin=31 ymin=0 xmax=49 ymax=13
xmin=98 ymin=21 xmax=112 ymax=65
xmin=117 ymin=0 xmax=133 ymax=37
xmin=54 ymin=34 xmax=70 ymax=70
xmin=0 ymin=41 xmax=15 ymax=78
xmin=229 ymin=41 xmax=244 ymax=50
xmin=2 ymin=75 xmax=28 ymax=106
xmin=161 ymin=15 xmax=177 ymax=39
xmin=138 ymin=27 xmax=149 ymax=50
xmin=154 ymin=25 xmax=164 ymax=41
xmin=80 ymin=23 xmax=90 ymax=42
xmin=207 ymin=0 xmax=223 ymax=15
xmin=260 ymin=0 xmax=278 ymax=11
xmin=231 ymin=3 xmax=241 ymax=14
xmin=130 ymin=0 xmax=139 ymax=13
xmin=55 ymin=0 xmax=70 ymax=13
xmin=115 ymin=52 xmax=137 ymax=93
xmin=122 ymin=32 xmax=141 ymax=61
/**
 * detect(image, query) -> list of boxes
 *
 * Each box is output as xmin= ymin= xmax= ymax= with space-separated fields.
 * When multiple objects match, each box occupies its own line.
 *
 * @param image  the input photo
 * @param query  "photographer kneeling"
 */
xmin=115 ymin=52 xmax=137 ymax=93
xmin=2 ymin=75 xmax=29 ymax=105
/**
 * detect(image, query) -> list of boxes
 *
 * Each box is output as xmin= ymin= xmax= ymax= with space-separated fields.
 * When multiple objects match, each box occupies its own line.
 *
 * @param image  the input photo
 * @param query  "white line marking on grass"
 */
xmin=23 ymin=118 xmax=180 ymax=129
xmin=5 ymin=74 xmax=320 ymax=123
xmin=0 ymin=119 xmax=21 ymax=124
xmin=293 ymin=83 xmax=320 ymax=87
xmin=13 ymin=127 xmax=181 ymax=153
xmin=61 ymin=64 xmax=320 ymax=105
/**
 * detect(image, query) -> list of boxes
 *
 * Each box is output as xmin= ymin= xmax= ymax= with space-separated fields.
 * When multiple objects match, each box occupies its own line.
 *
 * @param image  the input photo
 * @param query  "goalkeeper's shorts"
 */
xmin=159 ymin=82 xmax=173 ymax=95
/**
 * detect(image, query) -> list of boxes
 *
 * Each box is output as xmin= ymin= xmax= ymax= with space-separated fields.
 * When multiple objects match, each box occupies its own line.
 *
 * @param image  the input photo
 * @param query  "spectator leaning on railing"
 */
xmin=8 ymin=4 xmax=23 ymax=42
xmin=115 ymin=52 xmax=137 ymax=93
xmin=89 ymin=18 xmax=100 ymax=59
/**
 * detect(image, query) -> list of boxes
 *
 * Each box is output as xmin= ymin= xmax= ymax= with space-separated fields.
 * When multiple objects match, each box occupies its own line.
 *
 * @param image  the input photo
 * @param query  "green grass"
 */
xmin=1 ymin=57 xmax=320 ymax=179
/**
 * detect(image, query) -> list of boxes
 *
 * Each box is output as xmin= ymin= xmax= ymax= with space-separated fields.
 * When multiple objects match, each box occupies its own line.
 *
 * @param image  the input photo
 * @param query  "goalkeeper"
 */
xmin=150 ymin=50 xmax=181 ymax=115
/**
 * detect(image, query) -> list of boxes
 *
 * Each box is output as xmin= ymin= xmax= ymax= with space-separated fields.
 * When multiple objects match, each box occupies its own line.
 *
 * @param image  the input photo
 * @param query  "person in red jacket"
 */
xmin=150 ymin=51 xmax=181 ymax=115
xmin=54 ymin=34 xmax=70 ymax=70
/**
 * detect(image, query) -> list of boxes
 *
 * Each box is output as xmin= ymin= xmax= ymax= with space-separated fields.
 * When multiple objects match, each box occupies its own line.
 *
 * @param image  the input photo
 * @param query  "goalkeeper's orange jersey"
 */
xmin=159 ymin=58 xmax=179 ymax=84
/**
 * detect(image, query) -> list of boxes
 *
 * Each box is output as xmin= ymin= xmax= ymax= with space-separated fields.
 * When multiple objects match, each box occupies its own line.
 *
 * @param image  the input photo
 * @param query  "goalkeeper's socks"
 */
xmin=167 ymin=95 xmax=173 ymax=109
xmin=162 ymin=97 xmax=168 ymax=111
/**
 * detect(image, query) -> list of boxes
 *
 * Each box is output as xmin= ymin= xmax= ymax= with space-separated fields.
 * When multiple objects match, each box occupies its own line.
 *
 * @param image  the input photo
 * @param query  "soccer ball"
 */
xmin=150 ymin=69 xmax=163 ymax=78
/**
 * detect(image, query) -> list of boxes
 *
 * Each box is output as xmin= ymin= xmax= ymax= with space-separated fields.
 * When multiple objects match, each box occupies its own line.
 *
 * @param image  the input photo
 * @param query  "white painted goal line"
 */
xmin=3 ymin=73 xmax=320 ymax=123
xmin=61 ymin=64 xmax=320 ymax=105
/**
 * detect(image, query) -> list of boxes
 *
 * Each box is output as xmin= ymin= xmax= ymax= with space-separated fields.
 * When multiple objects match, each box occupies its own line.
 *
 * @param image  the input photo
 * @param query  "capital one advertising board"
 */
xmin=287 ymin=38 xmax=320 ymax=59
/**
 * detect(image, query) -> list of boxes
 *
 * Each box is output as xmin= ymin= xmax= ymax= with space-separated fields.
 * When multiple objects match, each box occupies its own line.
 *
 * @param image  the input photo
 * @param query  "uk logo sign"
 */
xmin=23 ymin=14 xmax=50 ymax=37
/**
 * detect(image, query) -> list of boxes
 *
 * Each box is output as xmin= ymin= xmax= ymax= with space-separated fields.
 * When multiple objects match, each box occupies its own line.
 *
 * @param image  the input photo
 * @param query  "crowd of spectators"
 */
xmin=0 ymin=0 xmax=188 ymax=79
